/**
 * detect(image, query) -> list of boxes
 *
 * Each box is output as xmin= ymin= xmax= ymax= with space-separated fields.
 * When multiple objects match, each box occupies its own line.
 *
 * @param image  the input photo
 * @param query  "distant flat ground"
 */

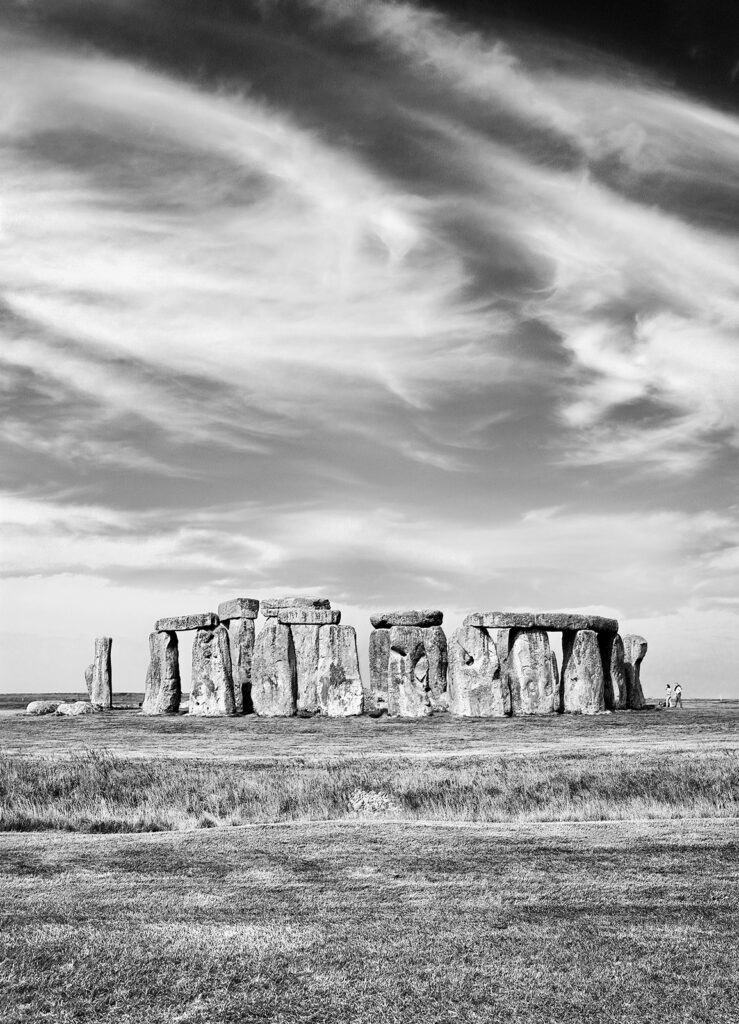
xmin=0 ymin=697 xmax=737 ymax=760
xmin=2 ymin=818 xmax=738 ymax=1023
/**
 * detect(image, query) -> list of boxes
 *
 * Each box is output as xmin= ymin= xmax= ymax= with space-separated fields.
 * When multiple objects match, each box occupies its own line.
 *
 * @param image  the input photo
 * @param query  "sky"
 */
xmin=1 ymin=0 xmax=738 ymax=697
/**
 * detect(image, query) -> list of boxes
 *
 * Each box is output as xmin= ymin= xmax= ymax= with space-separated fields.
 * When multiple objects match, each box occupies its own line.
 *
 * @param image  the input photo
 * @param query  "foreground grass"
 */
xmin=1 ymin=749 xmax=737 ymax=831
xmin=1 ymin=819 xmax=738 ymax=1023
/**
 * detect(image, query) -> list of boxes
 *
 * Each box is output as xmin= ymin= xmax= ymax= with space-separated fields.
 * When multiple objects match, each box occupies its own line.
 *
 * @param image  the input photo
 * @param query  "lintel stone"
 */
xmin=218 ymin=598 xmax=260 ymax=621
xmin=370 ymin=610 xmax=443 ymax=629
xmin=463 ymin=611 xmax=618 ymax=633
xmin=278 ymin=608 xmax=341 ymax=625
xmin=155 ymin=613 xmax=219 ymax=632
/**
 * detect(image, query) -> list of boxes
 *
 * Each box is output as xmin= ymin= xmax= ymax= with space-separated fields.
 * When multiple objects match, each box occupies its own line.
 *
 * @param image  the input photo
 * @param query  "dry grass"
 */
xmin=1 ymin=748 xmax=737 ymax=832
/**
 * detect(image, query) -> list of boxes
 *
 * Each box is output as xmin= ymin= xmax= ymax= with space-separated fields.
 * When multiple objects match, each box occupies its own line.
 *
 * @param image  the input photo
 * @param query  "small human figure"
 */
xmin=674 ymin=683 xmax=683 ymax=708
xmin=664 ymin=684 xmax=672 ymax=709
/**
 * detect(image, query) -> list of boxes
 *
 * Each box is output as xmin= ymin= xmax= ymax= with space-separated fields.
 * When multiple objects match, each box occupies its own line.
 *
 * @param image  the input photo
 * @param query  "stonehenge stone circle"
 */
xmin=508 ymin=629 xmax=560 ymax=714
xmin=623 ymin=634 xmax=648 ymax=710
xmin=561 ymin=629 xmax=605 ymax=714
xmin=189 ymin=625 xmax=236 ymax=717
xmin=91 ymin=637 xmax=112 ymax=709
xmin=142 ymin=630 xmax=181 ymax=715
xmin=252 ymin=618 xmax=298 ymax=716
xmin=448 ymin=624 xmax=508 ymax=716
xmin=368 ymin=611 xmax=447 ymax=717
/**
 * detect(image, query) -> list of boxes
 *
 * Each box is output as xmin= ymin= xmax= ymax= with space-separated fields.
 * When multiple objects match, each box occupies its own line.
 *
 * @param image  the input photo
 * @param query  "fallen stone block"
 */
xmin=251 ymin=619 xmax=297 ymax=716
xmin=26 ymin=700 xmax=59 ymax=716
xmin=387 ymin=625 xmax=432 ymax=717
xmin=507 ymin=629 xmax=559 ymax=714
xmin=217 ymin=598 xmax=260 ymax=621
xmin=189 ymin=625 xmax=236 ymax=717
xmin=448 ymin=625 xmax=508 ymax=716
xmin=56 ymin=701 xmax=96 ymax=716
xmin=91 ymin=637 xmax=112 ymax=709
xmin=142 ymin=630 xmax=181 ymax=715
xmin=261 ymin=597 xmax=331 ymax=617
xmin=155 ymin=613 xmax=219 ymax=632
xmin=227 ymin=617 xmax=255 ymax=714
xmin=370 ymin=610 xmax=443 ymax=629
xmin=561 ymin=629 xmax=605 ymax=714
xmin=367 ymin=628 xmax=391 ymax=714
xmin=623 ymin=634 xmax=648 ymax=709
xmin=278 ymin=608 xmax=341 ymax=625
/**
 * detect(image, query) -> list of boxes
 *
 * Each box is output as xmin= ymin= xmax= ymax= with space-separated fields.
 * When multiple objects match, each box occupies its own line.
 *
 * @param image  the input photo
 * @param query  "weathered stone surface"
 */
xmin=26 ymin=700 xmax=59 ymax=715
xmin=623 ymin=634 xmax=648 ymax=710
xmin=227 ymin=617 xmax=255 ymax=714
xmin=261 ymin=597 xmax=331 ymax=617
xmin=370 ymin=610 xmax=443 ymax=629
xmin=508 ymin=629 xmax=559 ymax=714
xmin=599 ymin=632 xmax=627 ymax=710
xmin=465 ymin=611 xmax=618 ymax=632
xmin=317 ymin=625 xmax=364 ymax=716
xmin=142 ymin=631 xmax=181 ymax=715
xmin=387 ymin=625 xmax=432 ymax=717
xmin=84 ymin=663 xmax=94 ymax=697
xmin=550 ymin=648 xmax=560 ymax=711
xmin=155 ymin=613 xmax=219 ymax=632
xmin=91 ymin=637 xmax=112 ymax=709
xmin=291 ymin=624 xmax=322 ymax=714
xmin=423 ymin=626 xmax=448 ymax=709
xmin=56 ymin=701 xmax=96 ymax=716
xmin=189 ymin=625 xmax=236 ymax=717
xmin=251 ymin=619 xmax=297 ymax=716
xmin=217 ymin=598 xmax=259 ymax=621
xmin=561 ymin=629 xmax=605 ymax=714
xmin=367 ymin=629 xmax=391 ymax=714
xmin=448 ymin=625 xmax=508 ymax=716
xmin=278 ymin=608 xmax=341 ymax=625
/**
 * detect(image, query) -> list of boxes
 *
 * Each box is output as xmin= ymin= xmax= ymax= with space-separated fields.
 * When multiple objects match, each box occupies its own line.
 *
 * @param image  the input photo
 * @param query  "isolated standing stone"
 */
xmin=508 ymin=629 xmax=559 ymax=714
xmin=226 ymin=617 xmax=255 ymax=714
xmin=91 ymin=637 xmax=112 ymax=709
xmin=251 ymin=619 xmax=297 ymax=716
xmin=423 ymin=626 xmax=448 ymax=709
xmin=142 ymin=631 xmax=181 ymax=715
xmin=600 ymin=632 xmax=628 ymax=710
xmin=448 ymin=625 xmax=508 ymax=716
xmin=623 ymin=634 xmax=648 ymax=709
xmin=84 ymin=663 xmax=94 ymax=697
xmin=189 ymin=625 xmax=236 ymax=717
xmin=561 ymin=629 xmax=605 ymax=714
xmin=368 ymin=629 xmax=391 ymax=714
xmin=387 ymin=625 xmax=431 ymax=717
xmin=317 ymin=625 xmax=364 ymax=716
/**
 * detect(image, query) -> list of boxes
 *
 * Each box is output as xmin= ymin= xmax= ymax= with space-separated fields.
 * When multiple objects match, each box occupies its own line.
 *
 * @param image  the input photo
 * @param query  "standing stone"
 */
xmin=368 ymin=629 xmax=391 ymax=715
xmin=550 ymin=648 xmax=560 ymax=711
xmin=423 ymin=626 xmax=448 ymax=710
xmin=251 ymin=619 xmax=297 ymax=716
xmin=448 ymin=625 xmax=508 ymax=716
xmin=142 ymin=631 xmax=181 ymax=715
xmin=508 ymin=629 xmax=559 ymax=714
xmin=623 ymin=634 xmax=648 ymax=710
xmin=84 ymin=663 xmax=94 ymax=697
xmin=387 ymin=625 xmax=431 ymax=717
xmin=91 ymin=637 xmax=112 ymax=709
xmin=561 ymin=629 xmax=605 ymax=714
xmin=226 ymin=617 xmax=255 ymax=714
xmin=600 ymin=632 xmax=628 ymax=710
xmin=189 ymin=625 xmax=236 ymax=717
xmin=317 ymin=625 xmax=364 ymax=716
xmin=291 ymin=624 xmax=322 ymax=714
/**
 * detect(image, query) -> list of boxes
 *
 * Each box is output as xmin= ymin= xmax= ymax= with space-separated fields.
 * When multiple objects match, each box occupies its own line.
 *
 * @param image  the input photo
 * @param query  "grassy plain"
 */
xmin=1 ymin=700 xmax=737 ymax=1021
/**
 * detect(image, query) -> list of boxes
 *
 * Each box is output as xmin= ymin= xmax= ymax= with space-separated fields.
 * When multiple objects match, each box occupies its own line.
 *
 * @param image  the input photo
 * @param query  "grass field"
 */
xmin=1 ymin=699 xmax=738 ymax=1021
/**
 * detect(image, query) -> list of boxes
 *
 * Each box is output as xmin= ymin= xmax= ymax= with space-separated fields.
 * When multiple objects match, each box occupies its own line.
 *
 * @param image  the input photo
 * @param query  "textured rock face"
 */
xmin=423 ymin=626 xmax=448 ymax=709
xmin=26 ymin=700 xmax=59 ymax=715
xmin=370 ymin=610 xmax=443 ymax=629
xmin=561 ymin=629 xmax=605 ymax=714
xmin=84 ymin=663 xmax=94 ymax=697
xmin=368 ymin=629 xmax=391 ymax=714
xmin=448 ymin=625 xmax=508 ymax=716
xmin=316 ymin=625 xmax=364 ymax=716
xmin=189 ymin=625 xmax=236 ymax=717
xmin=278 ymin=608 xmax=341 ymax=625
xmin=508 ymin=629 xmax=559 ymax=714
xmin=217 ymin=598 xmax=259 ymax=621
xmin=464 ymin=611 xmax=618 ymax=633
xmin=251 ymin=619 xmax=297 ymax=716
xmin=142 ymin=630 xmax=181 ymax=715
xmin=291 ymin=624 xmax=322 ymax=714
xmin=155 ymin=613 xmax=219 ymax=632
xmin=227 ymin=617 xmax=255 ymax=714
xmin=387 ymin=625 xmax=431 ymax=717
xmin=91 ymin=637 xmax=112 ymax=709
xmin=623 ymin=634 xmax=648 ymax=710
xmin=600 ymin=633 xmax=627 ymax=710
xmin=261 ymin=597 xmax=330 ymax=617
xmin=57 ymin=701 xmax=95 ymax=716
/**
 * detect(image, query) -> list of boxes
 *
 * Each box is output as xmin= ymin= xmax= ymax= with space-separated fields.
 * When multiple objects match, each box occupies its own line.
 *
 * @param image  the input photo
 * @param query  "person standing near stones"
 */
xmin=674 ymin=683 xmax=683 ymax=708
xmin=664 ymin=684 xmax=672 ymax=709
